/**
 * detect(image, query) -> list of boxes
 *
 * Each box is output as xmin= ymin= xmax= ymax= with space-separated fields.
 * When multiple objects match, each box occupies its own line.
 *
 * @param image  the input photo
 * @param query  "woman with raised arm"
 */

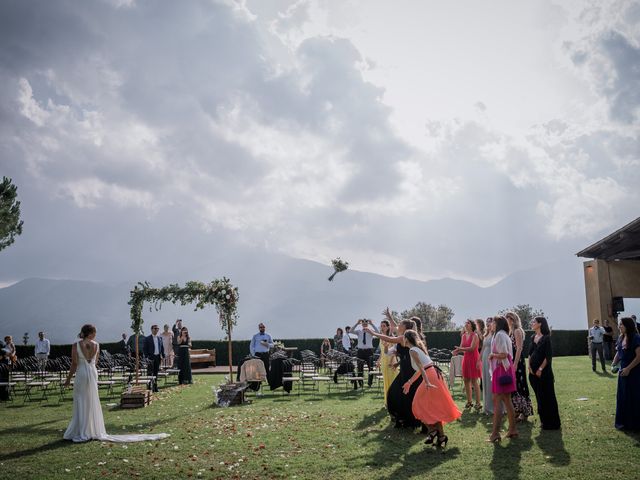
xmin=612 ymin=317 xmax=640 ymax=431
xmin=377 ymin=319 xmax=398 ymax=405
xmin=506 ymin=312 xmax=533 ymax=422
xmin=403 ymin=330 xmax=461 ymax=448
xmin=528 ymin=316 xmax=561 ymax=430
xmin=64 ymin=324 xmax=169 ymax=443
xmin=453 ymin=320 xmax=482 ymax=411
xmin=488 ymin=316 xmax=518 ymax=442
xmin=366 ymin=318 xmax=422 ymax=429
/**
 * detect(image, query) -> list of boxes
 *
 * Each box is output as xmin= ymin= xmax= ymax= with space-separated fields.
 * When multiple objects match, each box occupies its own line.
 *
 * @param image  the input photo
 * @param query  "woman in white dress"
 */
xmin=63 ymin=324 xmax=170 ymax=443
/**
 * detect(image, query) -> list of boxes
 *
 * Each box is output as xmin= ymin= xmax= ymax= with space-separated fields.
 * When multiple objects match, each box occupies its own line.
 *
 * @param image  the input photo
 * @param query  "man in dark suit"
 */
xmin=143 ymin=325 xmax=165 ymax=392
xmin=117 ymin=333 xmax=130 ymax=355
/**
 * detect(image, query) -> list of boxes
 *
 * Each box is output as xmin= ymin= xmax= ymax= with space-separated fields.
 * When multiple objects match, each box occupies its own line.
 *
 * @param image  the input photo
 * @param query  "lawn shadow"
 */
xmin=489 ymin=421 xmax=534 ymax=480
xmin=386 ymin=446 xmax=461 ymax=477
xmin=354 ymin=408 xmax=388 ymax=430
xmin=535 ymin=428 xmax=571 ymax=466
xmin=457 ymin=410 xmax=483 ymax=429
xmin=0 ymin=419 xmax=63 ymax=436
xmin=0 ymin=438 xmax=72 ymax=462
xmin=620 ymin=429 xmax=640 ymax=448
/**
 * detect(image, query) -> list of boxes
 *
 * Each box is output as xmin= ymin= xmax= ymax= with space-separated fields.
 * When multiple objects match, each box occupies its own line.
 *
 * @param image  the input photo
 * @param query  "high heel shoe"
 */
xmin=487 ymin=434 xmax=501 ymax=443
xmin=436 ymin=434 xmax=448 ymax=449
xmin=464 ymin=402 xmax=473 ymax=409
xmin=474 ymin=403 xmax=482 ymax=412
xmin=424 ymin=430 xmax=438 ymax=445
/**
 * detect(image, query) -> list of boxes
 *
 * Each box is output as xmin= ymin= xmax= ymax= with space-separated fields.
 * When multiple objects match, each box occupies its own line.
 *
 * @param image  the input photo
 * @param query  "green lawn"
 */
xmin=1 ymin=357 xmax=638 ymax=480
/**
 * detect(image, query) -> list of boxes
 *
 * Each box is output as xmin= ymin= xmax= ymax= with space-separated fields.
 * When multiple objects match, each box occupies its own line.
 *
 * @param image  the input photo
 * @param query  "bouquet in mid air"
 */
xmin=328 ymin=257 xmax=349 ymax=282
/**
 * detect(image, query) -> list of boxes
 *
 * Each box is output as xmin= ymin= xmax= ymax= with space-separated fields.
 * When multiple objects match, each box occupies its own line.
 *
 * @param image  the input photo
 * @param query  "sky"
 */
xmin=0 ymin=0 xmax=639 ymax=288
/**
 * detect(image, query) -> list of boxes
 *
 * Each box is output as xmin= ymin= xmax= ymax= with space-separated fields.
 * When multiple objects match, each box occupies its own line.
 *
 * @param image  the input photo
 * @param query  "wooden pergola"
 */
xmin=576 ymin=216 xmax=640 ymax=331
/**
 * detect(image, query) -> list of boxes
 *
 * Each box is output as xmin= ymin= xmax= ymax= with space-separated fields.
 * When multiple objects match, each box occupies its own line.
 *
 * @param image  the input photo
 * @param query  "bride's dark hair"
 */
xmin=79 ymin=324 xmax=96 ymax=339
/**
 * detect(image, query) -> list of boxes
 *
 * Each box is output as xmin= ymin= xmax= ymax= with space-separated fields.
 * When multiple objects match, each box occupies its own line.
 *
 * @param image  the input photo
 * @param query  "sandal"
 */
xmin=424 ymin=430 xmax=438 ymax=445
xmin=474 ymin=403 xmax=482 ymax=412
xmin=487 ymin=434 xmax=501 ymax=443
xmin=436 ymin=434 xmax=448 ymax=449
xmin=464 ymin=402 xmax=473 ymax=409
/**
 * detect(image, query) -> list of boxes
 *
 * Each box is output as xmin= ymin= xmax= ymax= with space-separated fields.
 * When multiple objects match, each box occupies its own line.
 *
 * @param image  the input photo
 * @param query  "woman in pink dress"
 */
xmin=488 ymin=315 xmax=518 ymax=442
xmin=453 ymin=319 xmax=482 ymax=411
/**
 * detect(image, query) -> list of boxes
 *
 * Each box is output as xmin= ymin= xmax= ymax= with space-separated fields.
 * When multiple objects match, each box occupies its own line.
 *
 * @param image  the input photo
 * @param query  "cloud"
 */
xmin=0 ymin=0 xmax=638 ymax=288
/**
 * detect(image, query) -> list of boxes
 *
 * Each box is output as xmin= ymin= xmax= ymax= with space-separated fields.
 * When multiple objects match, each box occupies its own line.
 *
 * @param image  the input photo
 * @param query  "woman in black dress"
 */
xmin=506 ymin=312 xmax=533 ymax=421
xmin=527 ymin=316 xmax=560 ymax=430
xmin=612 ymin=317 xmax=640 ymax=431
xmin=368 ymin=318 xmax=423 ymax=429
xmin=177 ymin=327 xmax=192 ymax=385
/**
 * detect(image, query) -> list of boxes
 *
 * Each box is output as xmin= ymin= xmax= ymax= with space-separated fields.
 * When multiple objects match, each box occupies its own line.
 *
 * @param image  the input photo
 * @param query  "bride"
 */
xmin=63 ymin=324 xmax=169 ymax=443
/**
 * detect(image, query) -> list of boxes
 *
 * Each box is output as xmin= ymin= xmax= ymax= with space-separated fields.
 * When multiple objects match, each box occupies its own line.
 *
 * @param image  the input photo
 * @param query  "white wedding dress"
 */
xmin=63 ymin=340 xmax=169 ymax=443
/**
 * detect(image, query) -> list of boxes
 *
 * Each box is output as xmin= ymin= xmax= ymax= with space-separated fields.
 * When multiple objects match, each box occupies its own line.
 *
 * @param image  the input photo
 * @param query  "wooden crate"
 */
xmin=120 ymin=385 xmax=151 ymax=409
xmin=216 ymin=382 xmax=246 ymax=406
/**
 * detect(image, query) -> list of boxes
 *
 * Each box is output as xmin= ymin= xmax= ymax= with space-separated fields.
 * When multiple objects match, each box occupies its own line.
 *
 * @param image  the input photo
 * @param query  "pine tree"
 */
xmin=0 ymin=176 xmax=24 ymax=252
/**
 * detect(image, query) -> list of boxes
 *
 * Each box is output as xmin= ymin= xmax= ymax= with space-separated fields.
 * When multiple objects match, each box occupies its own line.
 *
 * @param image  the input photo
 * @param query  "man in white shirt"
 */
xmin=351 ymin=319 xmax=378 ymax=388
xmin=250 ymin=323 xmax=274 ymax=377
xmin=342 ymin=326 xmax=353 ymax=352
xmin=588 ymin=319 xmax=606 ymax=372
xmin=35 ymin=331 xmax=50 ymax=371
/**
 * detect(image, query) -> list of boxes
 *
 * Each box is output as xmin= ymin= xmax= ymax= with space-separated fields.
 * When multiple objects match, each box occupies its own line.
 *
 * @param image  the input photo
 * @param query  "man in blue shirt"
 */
xmin=588 ymin=319 xmax=606 ymax=372
xmin=250 ymin=323 xmax=273 ymax=376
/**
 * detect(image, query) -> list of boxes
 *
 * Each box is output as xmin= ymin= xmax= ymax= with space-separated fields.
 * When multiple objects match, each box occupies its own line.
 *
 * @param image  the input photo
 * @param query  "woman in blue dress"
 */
xmin=612 ymin=317 xmax=640 ymax=431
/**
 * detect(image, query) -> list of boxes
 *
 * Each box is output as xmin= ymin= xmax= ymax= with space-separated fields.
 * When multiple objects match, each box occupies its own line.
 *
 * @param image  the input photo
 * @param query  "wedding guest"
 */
xmin=403 ymin=330 xmax=461 ymax=448
xmin=528 ymin=316 xmax=561 ymax=430
xmin=160 ymin=324 xmax=174 ymax=368
xmin=177 ymin=327 xmax=192 ymax=385
xmin=126 ymin=332 xmax=144 ymax=357
xmin=117 ymin=333 xmax=130 ymax=355
xmin=488 ymin=315 xmax=518 ymax=442
xmin=453 ymin=319 xmax=482 ymax=412
xmin=333 ymin=328 xmax=345 ymax=352
xmin=320 ymin=338 xmax=331 ymax=368
xmin=3 ymin=336 xmax=16 ymax=365
xmin=612 ymin=317 xmax=640 ymax=431
xmin=506 ymin=312 xmax=533 ymax=421
xmin=603 ymin=319 xmax=614 ymax=361
xmin=35 ymin=331 xmax=50 ymax=371
xmin=250 ymin=323 xmax=273 ymax=377
xmin=351 ymin=319 xmax=378 ymax=388
xmin=343 ymin=326 xmax=354 ymax=352
xmin=377 ymin=319 xmax=398 ymax=406
xmin=589 ymin=319 xmax=607 ymax=372
xmin=481 ymin=318 xmax=496 ymax=415
xmin=172 ymin=319 xmax=183 ymax=367
xmin=0 ymin=342 xmax=9 ymax=401
xmin=143 ymin=325 xmax=164 ymax=392
xmin=476 ymin=319 xmax=486 ymax=352
xmin=367 ymin=319 xmax=423 ymax=429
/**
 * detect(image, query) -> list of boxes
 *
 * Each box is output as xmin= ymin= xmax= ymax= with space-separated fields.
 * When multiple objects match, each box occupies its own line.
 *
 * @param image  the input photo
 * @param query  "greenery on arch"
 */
xmin=128 ymin=278 xmax=239 ymax=379
xmin=128 ymin=279 xmax=239 ymax=335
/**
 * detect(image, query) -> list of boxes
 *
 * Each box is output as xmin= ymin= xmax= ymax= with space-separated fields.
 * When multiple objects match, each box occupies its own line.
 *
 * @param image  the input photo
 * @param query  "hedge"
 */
xmin=14 ymin=330 xmax=589 ymax=364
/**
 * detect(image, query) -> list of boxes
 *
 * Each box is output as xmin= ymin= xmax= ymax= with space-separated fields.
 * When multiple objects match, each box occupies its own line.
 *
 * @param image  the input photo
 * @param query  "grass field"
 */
xmin=0 ymin=356 xmax=638 ymax=480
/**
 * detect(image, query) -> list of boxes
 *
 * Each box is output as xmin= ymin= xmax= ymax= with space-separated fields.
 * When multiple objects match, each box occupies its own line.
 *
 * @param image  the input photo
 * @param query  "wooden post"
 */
xmin=135 ymin=333 xmax=139 ymax=382
xmin=226 ymin=316 xmax=233 ymax=381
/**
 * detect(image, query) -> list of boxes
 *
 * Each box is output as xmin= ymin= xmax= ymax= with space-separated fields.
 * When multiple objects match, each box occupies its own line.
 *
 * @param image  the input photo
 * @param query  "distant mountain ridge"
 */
xmin=0 ymin=254 xmax=589 ymax=343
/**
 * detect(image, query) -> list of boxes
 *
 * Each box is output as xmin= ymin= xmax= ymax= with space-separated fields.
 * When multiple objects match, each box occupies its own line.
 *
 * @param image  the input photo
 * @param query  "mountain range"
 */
xmin=0 ymin=252 xmax=591 ymax=343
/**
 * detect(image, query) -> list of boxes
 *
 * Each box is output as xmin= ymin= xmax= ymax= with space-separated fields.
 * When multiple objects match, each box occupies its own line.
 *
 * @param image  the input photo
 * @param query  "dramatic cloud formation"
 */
xmin=0 ymin=0 xmax=638 ymax=287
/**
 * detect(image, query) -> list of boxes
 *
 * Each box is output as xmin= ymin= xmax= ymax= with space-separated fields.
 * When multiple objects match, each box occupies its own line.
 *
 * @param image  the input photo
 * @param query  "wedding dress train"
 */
xmin=63 ymin=340 xmax=169 ymax=443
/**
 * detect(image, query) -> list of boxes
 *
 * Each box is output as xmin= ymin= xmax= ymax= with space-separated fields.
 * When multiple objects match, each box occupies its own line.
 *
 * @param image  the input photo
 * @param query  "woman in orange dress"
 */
xmin=453 ymin=319 xmax=482 ymax=411
xmin=403 ymin=330 xmax=461 ymax=449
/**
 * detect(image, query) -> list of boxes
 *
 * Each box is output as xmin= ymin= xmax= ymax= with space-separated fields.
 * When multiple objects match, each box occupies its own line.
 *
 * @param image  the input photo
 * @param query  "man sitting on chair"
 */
xmin=143 ymin=325 xmax=165 ymax=392
xmin=250 ymin=323 xmax=273 ymax=377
